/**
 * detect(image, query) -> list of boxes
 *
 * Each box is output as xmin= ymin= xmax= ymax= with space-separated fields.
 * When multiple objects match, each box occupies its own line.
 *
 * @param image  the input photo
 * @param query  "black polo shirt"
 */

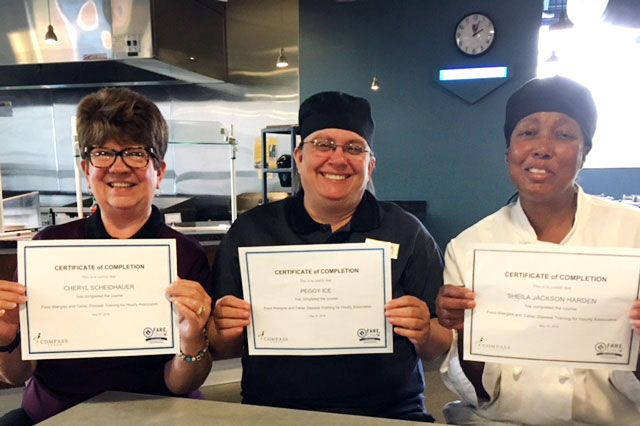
xmin=212 ymin=190 xmax=443 ymax=421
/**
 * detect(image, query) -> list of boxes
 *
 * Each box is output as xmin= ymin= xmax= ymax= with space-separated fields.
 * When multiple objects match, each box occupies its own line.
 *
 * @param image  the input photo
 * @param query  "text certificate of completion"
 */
xmin=239 ymin=242 xmax=393 ymax=355
xmin=464 ymin=244 xmax=640 ymax=370
xmin=18 ymin=239 xmax=179 ymax=360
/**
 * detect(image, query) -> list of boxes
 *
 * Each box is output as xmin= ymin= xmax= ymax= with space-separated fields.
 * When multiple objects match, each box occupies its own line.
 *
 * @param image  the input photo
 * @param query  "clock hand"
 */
xmin=473 ymin=28 xmax=485 ymax=37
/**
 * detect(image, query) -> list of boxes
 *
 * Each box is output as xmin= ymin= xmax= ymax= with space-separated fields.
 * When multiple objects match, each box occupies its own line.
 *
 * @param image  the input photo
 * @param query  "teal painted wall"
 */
xmin=299 ymin=0 xmax=638 ymax=248
xmin=299 ymin=0 xmax=543 ymax=247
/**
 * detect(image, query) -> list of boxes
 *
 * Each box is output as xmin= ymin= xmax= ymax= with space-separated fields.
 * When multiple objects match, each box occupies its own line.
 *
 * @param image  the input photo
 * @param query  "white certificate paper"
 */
xmin=239 ymin=242 xmax=393 ymax=355
xmin=18 ymin=239 xmax=179 ymax=360
xmin=464 ymin=244 xmax=640 ymax=370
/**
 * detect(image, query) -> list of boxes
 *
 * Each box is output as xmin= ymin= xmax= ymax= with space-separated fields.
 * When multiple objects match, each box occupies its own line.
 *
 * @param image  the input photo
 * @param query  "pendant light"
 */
xmin=370 ymin=76 xmax=380 ymax=91
xmin=275 ymin=1 xmax=288 ymax=68
xmin=276 ymin=48 xmax=289 ymax=68
xmin=44 ymin=0 xmax=58 ymax=44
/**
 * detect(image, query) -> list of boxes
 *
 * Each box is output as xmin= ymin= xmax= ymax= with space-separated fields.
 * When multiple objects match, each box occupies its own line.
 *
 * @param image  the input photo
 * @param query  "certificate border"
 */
xmin=244 ymin=247 xmax=390 ymax=352
xmin=22 ymin=243 xmax=176 ymax=356
xmin=470 ymin=248 xmax=640 ymax=366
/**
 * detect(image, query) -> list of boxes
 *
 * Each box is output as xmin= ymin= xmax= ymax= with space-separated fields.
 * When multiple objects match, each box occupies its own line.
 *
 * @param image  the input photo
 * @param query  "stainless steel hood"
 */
xmin=0 ymin=0 xmax=227 ymax=89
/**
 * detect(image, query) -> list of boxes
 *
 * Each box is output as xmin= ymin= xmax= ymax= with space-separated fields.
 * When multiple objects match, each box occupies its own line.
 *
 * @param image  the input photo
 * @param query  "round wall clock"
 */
xmin=455 ymin=13 xmax=495 ymax=56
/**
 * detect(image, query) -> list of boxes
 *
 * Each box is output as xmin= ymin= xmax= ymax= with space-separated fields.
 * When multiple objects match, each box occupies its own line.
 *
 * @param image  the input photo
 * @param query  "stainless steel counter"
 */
xmin=39 ymin=391 xmax=448 ymax=426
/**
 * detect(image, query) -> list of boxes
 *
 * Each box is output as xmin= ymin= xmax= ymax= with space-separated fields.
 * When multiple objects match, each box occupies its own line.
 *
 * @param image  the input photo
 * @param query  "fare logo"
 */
xmin=594 ymin=342 xmax=623 ymax=357
xmin=357 ymin=328 xmax=381 ymax=342
xmin=143 ymin=327 xmax=168 ymax=343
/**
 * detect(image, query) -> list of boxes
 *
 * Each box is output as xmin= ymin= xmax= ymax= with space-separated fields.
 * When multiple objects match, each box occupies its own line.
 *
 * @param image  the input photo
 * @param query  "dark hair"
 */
xmin=76 ymin=88 xmax=168 ymax=167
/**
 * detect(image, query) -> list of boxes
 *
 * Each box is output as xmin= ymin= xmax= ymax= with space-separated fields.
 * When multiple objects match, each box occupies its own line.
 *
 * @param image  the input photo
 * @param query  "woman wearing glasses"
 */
xmin=210 ymin=91 xmax=452 ymax=421
xmin=0 ymin=88 xmax=211 ymax=425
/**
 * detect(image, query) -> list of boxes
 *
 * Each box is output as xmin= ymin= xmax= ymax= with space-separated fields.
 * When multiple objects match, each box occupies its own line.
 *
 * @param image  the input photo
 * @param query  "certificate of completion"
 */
xmin=18 ymin=239 xmax=179 ymax=360
xmin=464 ymin=244 xmax=640 ymax=370
xmin=239 ymin=242 xmax=393 ymax=355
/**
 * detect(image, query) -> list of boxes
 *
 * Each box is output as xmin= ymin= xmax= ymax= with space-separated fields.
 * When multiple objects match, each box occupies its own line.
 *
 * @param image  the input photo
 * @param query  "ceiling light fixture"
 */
xmin=275 ymin=1 xmax=288 ymax=69
xmin=370 ymin=76 xmax=380 ymax=91
xmin=44 ymin=0 xmax=58 ymax=44
xmin=276 ymin=47 xmax=289 ymax=68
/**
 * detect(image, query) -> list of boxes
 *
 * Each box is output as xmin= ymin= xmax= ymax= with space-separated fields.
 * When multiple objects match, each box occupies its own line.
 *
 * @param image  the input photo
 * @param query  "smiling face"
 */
xmin=507 ymin=112 xmax=586 ymax=204
xmin=294 ymin=128 xmax=376 ymax=213
xmin=81 ymin=139 xmax=166 ymax=220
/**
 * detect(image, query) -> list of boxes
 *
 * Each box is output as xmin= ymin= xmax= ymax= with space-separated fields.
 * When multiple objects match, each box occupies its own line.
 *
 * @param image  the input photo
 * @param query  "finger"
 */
xmin=0 ymin=282 xmax=26 ymax=293
xmin=174 ymin=303 xmax=209 ymax=338
xmin=385 ymin=295 xmax=424 ymax=309
xmin=216 ymin=295 xmax=250 ymax=310
xmin=387 ymin=316 xmax=427 ymax=331
xmin=214 ymin=300 xmax=251 ymax=319
xmin=439 ymin=285 xmax=474 ymax=299
xmin=173 ymin=300 xmax=200 ymax=324
xmin=216 ymin=317 xmax=250 ymax=331
xmin=171 ymin=296 xmax=211 ymax=320
xmin=174 ymin=290 xmax=212 ymax=312
xmin=0 ymin=298 xmax=27 ymax=311
xmin=392 ymin=326 xmax=428 ymax=344
xmin=437 ymin=297 xmax=475 ymax=311
xmin=385 ymin=306 xmax=427 ymax=320
xmin=166 ymin=279 xmax=206 ymax=299
xmin=218 ymin=327 xmax=246 ymax=338
xmin=215 ymin=308 xmax=250 ymax=323
xmin=0 ymin=301 xmax=18 ymax=311
xmin=0 ymin=290 xmax=28 ymax=305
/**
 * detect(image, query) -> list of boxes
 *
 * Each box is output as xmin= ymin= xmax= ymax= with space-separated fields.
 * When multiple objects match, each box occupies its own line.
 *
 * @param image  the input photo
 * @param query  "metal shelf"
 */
xmin=261 ymin=125 xmax=299 ymax=204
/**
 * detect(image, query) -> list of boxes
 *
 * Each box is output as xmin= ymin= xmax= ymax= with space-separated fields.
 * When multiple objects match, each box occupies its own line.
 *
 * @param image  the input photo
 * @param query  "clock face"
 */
xmin=455 ymin=13 xmax=495 ymax=56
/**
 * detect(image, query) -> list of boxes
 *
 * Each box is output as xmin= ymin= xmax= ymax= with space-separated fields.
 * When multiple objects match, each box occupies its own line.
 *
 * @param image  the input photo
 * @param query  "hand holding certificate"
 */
xmin=239 ymin=242 xmax=393 ymax=356
xmin=462 ymin=244 xmax=640 ymax=370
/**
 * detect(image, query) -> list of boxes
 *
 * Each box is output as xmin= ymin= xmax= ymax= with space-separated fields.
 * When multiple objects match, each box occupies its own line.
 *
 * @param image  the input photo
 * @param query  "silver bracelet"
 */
xmin=178 ymin=328 xmax=209 ymax=363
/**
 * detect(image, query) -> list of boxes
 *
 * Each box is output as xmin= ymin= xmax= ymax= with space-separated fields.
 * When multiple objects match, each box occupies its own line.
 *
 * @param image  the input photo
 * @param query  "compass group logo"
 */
xmin=257 ymin=330 xmax=288 ymax=344
xmin=32 ymin=332 xmax=67 ymax=347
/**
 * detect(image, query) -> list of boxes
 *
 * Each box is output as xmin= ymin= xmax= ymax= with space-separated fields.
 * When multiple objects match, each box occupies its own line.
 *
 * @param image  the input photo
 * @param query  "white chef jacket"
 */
xmin=440 ymin=186 xmax=640 ymax=426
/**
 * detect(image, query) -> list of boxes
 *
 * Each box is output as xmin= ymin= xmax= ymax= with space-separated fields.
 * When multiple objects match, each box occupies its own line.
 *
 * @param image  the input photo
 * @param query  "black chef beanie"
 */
xmin=299 ymin=91 xmax=375 ymax=145
xmin=504 ymin=76 xmax=597 ymax=151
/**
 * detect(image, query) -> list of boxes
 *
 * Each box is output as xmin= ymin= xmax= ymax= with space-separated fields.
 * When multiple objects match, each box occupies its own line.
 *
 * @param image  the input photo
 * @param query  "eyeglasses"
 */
xmin=84 ymin=146 xmax=157 ymax=169
xmin=301 ymin=138 xmax=370 ymax=156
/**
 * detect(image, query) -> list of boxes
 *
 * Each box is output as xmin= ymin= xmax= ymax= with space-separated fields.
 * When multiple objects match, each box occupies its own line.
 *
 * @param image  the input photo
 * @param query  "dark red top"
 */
xmin=21 ymin=207 xmax=211 ymax=423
